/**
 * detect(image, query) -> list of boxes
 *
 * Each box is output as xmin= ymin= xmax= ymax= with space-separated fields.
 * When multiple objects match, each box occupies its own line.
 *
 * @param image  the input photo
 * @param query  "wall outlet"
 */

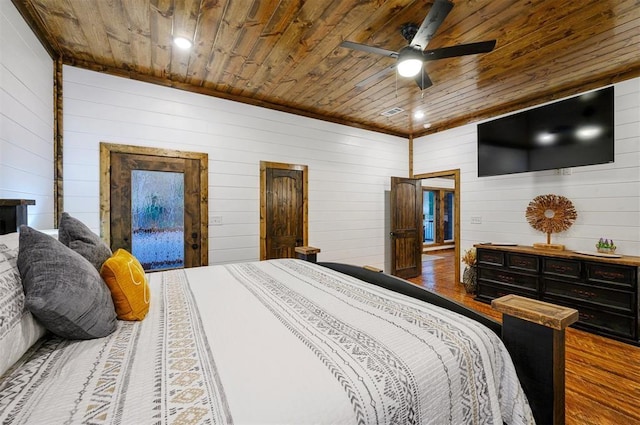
xmin=212 ymin=216 xmax=223 ymax=225
xmin=471 ymin=216 xmax=482 ymax=224
xmin=562 ymin=168 xmax=572 ymax=175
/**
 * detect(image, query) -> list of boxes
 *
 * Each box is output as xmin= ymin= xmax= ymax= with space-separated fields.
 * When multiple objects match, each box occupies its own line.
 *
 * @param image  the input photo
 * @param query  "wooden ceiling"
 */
xmin=13 ymin=0 xmax=640 ymax=138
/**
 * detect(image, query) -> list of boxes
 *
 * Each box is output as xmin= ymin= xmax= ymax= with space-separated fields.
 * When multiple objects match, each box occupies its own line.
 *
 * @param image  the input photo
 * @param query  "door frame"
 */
xmin=99 ymin=142 xmax=209 ymax=265
xmin=413 ymin=169 xmax=460 ymax=285
xmin=260 ymin=161 xmax=308 ymax=260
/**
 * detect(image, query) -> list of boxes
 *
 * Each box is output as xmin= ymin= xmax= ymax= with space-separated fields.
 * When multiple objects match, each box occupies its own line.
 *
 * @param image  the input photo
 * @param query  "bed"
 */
xmin=0 ymin=224 xmax=537 ymax=424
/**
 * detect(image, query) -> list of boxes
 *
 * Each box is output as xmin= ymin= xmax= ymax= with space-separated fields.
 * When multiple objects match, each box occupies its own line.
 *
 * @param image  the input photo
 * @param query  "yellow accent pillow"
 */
xmin=100 ymin=249 xmax=150 ymax=321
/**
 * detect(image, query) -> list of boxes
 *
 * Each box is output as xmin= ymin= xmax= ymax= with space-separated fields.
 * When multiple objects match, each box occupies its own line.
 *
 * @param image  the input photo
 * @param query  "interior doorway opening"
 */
xmin=413 ymin=169 xmax=460 ymax=284
xmin=423 ymin=188 xmax=454 ymax=247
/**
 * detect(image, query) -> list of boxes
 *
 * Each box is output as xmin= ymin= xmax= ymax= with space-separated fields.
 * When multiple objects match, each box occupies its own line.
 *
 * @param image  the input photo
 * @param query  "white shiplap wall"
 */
xmin=63 ymin=66 xmax=408 ymax=268
xmin=414 ymin=78 xmax=640 ymax=273
xmin=0 ymin=2 xmax=54 ymax=229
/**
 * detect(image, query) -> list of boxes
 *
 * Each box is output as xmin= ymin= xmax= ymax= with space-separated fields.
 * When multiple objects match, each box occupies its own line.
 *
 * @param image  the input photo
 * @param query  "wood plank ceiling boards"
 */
xmin=12 ymin=0 xmax=640 ymax=137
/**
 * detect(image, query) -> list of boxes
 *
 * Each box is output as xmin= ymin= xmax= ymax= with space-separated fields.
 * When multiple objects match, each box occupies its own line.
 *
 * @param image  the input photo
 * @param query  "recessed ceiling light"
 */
xmin=173 ymin=36 xmax=193 ymax=50
xmin=423 ymin=123 xmax=432 ymax=129
xmin=414 ymin=111 xmax=425 ymax=119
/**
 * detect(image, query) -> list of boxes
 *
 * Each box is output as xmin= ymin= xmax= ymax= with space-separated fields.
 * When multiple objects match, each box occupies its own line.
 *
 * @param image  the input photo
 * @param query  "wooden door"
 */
xmin=390 ymin=177 xmax=423 ymax=278
xmin=101 ymin=143 xmax=208 ymax=270
xmin=261 ymin=162 xmax=307 ymax=260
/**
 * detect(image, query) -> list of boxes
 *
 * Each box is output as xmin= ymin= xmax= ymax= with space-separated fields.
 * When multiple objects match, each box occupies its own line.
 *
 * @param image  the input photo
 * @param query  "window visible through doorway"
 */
xmin=423 ymin=189 xmax=454 ymax=246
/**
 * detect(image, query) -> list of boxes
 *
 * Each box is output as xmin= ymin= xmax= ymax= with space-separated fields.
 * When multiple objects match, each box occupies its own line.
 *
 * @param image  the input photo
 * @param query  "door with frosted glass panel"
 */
xmin=108 ymin=151 xmax=205 ymax=271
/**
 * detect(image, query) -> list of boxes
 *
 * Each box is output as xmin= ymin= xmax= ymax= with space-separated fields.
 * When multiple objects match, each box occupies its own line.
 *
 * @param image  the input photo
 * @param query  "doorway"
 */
xmin=100 ymin=143 xmax=208 ymax=270
xmin=260 ymin=161 xmax=308 ymax=260
xmin=414 ymin=169 xmax=460 ymax=284
xmin=423 ymin=188 xmax=454 ymax=247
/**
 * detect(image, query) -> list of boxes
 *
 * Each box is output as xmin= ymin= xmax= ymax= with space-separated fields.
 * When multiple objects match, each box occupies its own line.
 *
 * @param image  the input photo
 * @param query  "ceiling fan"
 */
xmin=340 ymin=0 xmax=496 ymax=90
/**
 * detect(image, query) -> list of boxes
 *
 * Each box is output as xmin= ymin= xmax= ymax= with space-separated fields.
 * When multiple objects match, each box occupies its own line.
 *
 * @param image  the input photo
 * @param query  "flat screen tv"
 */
xmin=477 ymin=86 xmax=614 ymax=177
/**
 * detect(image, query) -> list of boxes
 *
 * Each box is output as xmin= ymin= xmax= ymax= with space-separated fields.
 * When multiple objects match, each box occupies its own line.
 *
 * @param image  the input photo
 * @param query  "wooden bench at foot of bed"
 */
xmin=493 ymin=295 xmax=578 ymax=425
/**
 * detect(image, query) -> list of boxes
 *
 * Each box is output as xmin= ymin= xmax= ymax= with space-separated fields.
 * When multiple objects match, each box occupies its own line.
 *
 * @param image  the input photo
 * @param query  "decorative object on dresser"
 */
xmin=475 ymin=244 xmax=640 ymax=345
xmin=461 ymin=247 xmax=477 ymax=294
xmin=525 ymin=194 xmax=577 ymax=251
xmin=596 ymin=238 xmax=617 ymax=254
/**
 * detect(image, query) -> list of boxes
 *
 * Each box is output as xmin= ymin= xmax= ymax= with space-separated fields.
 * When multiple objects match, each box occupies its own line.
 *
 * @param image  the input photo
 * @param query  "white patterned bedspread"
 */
xmin=0 ymin=259 xmax=534 ymax=424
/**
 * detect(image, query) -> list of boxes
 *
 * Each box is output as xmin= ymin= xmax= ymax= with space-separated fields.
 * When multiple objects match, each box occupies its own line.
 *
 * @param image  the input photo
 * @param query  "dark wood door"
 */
xmin=264 ymin=167 xmax=305 ymax=260
xmin=109 ymin=152 xmax=203 ymax=269
xmin=390 ymin=177 xmax=423 ymax=278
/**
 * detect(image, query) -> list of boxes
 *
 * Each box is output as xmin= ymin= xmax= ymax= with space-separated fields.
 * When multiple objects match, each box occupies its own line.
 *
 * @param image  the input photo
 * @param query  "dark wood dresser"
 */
xmin=0 ymin=199 xmax=35 ymax=235
xmin=475 ymin=244 xmax=640 ymax=345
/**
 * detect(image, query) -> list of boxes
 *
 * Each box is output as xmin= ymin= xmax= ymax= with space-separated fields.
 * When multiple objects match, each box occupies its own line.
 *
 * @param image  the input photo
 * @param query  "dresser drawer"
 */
xmin=585 ymin=262 xmax=637 ymax=289
xmin=543 ymin=278 xmax=635 ymax=314
xmin=542 ymin=257 xmax=581 ymax=279
xmin=544 ymin=295 xmax=636 ymax=340
xmin=477 ymin=249 xmax=504 ymax=266
xmin=507 ymin=253 xmax=539 ymax=272
xmin=478 ymin=267 xmax=538 ymax=290
xmin=477 ymin=282 xmax=537 ymax=301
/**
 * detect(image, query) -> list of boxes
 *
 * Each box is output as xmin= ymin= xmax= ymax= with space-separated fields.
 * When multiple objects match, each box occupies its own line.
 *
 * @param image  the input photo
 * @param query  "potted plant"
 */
xmin=596 ymin=238 xmax=617 ymax=254
xmin=461 ymin=248 xmax=477 ymax=294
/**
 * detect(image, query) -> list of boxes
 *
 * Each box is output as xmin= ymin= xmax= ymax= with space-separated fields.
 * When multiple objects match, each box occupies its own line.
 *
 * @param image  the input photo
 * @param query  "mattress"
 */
xmin=0 ymin=259 xmax=534 ymax=424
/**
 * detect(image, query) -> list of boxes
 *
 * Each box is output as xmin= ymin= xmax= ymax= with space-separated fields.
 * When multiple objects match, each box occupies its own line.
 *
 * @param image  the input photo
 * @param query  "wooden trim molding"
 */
xmin=260 ymin=161 xmax=309 ymax=261
xmin=408 ymin=135 xmax=414 ymax=178
xmin=53 ymin=58 xmax=63 ymax=226
xmin=414 ymin=169 xmax=461 ymax=285
xmin=99 ymin=142 xmax=209 ymax=266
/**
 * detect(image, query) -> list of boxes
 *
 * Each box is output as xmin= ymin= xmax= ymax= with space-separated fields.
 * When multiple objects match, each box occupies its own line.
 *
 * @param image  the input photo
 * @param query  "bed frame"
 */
xmin=319 ymin=262 xmax=578 ymax=425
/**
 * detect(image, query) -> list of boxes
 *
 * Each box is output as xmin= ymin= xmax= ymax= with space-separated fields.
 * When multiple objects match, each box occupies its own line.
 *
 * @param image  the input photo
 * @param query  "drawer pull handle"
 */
xmin=579 ymin=312 xmax=596 ymax=320
xmin=571 ymin=289 xmax=596 ymax=298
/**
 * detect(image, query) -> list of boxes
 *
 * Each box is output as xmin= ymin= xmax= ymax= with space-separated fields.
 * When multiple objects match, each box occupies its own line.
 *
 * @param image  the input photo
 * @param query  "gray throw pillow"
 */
xmin=17 ymin=226 xmax=117 ymax=340
xmin=58 ymin=212 xmax=112 ymax=271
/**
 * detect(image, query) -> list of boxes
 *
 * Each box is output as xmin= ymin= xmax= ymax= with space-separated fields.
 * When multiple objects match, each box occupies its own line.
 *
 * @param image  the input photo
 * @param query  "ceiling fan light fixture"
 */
xmin=173 ymin=36 xmax=193 ymax=50
xmin=396 ymin=47 xmax=423 ymax=77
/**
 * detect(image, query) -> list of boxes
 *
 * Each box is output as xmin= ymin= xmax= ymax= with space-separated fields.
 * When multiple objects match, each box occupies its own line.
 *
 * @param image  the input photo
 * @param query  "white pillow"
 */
xmin=0 ymin=232 xmax=46 ymax=377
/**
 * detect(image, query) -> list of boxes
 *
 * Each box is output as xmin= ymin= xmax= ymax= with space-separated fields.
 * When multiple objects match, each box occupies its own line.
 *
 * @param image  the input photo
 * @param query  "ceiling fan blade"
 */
xmin=340 ymin=41 xmax=398 ymax=58
xmin=414 ymin=68 xmax=433 ymax=90
xmin=355 ymin=64 xmax=396 ymax=88
xmin=422 ymin=40 xmax=497 ymax=61
xmin=410 ymin=0 xmax=453 ymax=49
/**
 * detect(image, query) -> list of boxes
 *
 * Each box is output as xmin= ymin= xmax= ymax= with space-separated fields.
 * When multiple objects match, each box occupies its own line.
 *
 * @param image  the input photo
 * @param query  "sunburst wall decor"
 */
xmin=525 ymin=194 xmax=577 ymax=250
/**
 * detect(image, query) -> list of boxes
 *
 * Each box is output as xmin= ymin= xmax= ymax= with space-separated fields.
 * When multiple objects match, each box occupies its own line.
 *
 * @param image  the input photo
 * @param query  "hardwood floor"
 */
xmin=409 ymin=249 xmax=640 ymax=425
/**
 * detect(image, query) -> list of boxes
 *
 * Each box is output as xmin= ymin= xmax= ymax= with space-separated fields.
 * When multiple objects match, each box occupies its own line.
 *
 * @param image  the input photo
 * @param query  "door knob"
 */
xmin=191 ymin=243 xmax=198 ymax=249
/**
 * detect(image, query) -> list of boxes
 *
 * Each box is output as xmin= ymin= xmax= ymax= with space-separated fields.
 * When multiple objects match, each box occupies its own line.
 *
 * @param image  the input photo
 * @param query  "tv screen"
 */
xmin=477 ymin=86 xmax=614 ymax=177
